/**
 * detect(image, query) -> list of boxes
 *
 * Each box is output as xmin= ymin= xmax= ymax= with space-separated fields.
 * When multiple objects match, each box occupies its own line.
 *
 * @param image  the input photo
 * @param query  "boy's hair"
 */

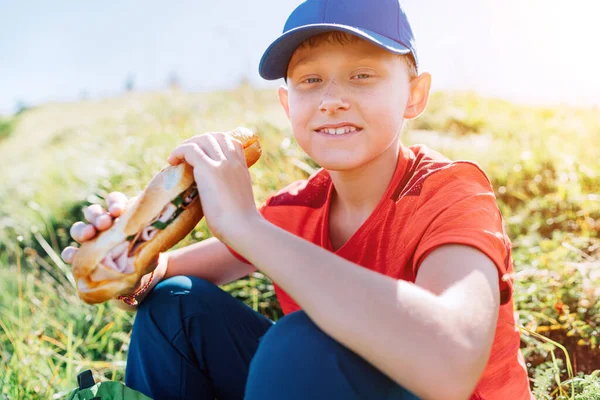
xmin=295 ymin=31 xmax=418 ymax=79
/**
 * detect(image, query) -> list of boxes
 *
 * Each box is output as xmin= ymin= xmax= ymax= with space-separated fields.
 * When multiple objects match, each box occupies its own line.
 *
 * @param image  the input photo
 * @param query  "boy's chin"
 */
xmin=310 ymin=152 xmax=368 ymax=172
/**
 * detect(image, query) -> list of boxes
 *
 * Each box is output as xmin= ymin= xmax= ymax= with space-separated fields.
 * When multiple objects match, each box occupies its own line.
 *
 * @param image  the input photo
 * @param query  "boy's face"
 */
xmin=278 ymin=36 xmax=429 ymax=172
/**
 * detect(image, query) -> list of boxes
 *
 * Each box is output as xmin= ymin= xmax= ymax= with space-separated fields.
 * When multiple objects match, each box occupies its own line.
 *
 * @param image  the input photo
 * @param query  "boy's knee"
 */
xmin=143 ymin=275 xmax=219 ymax=304
xmin=136 ymin=275 xmax=224 ymax=322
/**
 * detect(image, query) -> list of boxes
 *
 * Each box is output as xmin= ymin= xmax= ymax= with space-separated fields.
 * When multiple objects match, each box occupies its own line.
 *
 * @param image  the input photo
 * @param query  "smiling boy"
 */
xmin=63 ymin=0 xmax=535 ymax=399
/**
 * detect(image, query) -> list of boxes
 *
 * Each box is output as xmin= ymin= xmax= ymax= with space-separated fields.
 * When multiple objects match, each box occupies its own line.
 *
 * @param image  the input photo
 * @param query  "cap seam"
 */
xmin=322 ymin=0 xmax=329 ymax=22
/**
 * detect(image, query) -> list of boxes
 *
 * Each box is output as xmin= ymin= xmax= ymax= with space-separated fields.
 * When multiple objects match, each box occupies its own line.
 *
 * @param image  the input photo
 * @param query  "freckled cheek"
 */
xmin=288 ymin=93 xmax=315 ymax=132
xmin=363 ymin=105 xmax=399 ymax=133
xmin=360 ymin=88 xmax=405 ymax=130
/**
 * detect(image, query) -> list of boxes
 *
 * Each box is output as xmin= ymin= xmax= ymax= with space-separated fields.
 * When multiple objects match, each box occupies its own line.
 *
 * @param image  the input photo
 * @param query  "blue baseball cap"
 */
xmin=259 ymin=0 xmax=418 ymax=80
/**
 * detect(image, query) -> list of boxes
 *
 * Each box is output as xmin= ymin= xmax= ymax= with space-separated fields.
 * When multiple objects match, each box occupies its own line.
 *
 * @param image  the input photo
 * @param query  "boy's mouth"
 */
xmin=314 ymin=123 xmax=362 ymax=136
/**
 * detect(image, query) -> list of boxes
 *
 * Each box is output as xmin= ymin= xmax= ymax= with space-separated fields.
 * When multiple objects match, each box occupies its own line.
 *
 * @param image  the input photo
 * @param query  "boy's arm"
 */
xmin=160 ymin=237 xmax=257 ymax=285
xmin=228 ymin=218 xmax=499 ymax=400
xmin=112 ymin=237 xmax=257 ymax=311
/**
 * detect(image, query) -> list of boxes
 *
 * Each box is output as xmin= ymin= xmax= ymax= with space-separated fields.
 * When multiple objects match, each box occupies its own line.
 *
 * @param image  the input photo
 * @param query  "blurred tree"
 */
xmin=125 ymin=74 xmax=135 ymax=92
xmin=15 ymin=100 xmax=30 ymax=115
xmin=79 ymin=89 xmax=89 ymax=101
xmin=168 ymin=70 xmax=181 ymax=90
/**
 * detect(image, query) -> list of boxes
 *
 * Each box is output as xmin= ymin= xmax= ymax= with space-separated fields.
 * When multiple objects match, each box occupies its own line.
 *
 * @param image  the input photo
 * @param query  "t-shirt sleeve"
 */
xmin=224 ymin=199 xmax=271 ymax=264
xmin=412 ymin=163 xmax=513 ymax=305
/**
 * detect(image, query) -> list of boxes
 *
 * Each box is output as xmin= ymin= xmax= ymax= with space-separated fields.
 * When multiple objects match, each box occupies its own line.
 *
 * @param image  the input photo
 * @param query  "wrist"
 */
xmin=151 ymin=251 xmax=170 ymax=283
xmin=116 ymin=252 xmax=170 ymax=307
xmin=222 ymin=211 xmax=263 ymax=247
xmin=223 ymin=213 xmax=267 ymax=261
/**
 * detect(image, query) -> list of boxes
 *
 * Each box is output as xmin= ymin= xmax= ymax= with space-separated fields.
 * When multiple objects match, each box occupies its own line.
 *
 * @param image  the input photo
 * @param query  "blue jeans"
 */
xmin=125 ymin=276 xmax=421 ymax=400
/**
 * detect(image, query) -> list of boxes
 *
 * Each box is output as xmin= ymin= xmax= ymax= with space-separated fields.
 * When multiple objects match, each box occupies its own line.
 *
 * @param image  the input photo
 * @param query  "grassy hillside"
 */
xmin=1 ymin=85 xmax=599 ymax=399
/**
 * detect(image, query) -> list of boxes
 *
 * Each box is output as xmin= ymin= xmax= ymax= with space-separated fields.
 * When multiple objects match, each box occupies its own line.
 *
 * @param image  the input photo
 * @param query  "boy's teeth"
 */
xmin=321 ymin=126 xmax=357 ymax=135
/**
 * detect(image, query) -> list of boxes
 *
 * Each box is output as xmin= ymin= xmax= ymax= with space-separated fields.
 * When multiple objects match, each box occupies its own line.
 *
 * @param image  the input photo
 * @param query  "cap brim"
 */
xmin=259 ymin=24 xmax=412 ymax=80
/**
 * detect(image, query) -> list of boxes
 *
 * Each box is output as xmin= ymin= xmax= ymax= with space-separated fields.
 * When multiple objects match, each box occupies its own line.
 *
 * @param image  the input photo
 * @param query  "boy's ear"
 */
xmin=404 ymin=72 xmax=432 ymax=120
xmin=278 ymin=85 xmax=291 ymax=120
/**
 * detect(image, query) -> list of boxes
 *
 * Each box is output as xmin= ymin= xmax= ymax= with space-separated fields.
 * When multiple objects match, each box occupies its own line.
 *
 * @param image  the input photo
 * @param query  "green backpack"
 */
xmin=66 ymin=370 xmax=152 ymax=400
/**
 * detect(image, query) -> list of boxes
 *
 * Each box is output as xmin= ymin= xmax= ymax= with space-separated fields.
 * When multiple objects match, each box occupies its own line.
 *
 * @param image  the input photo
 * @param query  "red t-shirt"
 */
xmin=228 ymin=143 xmax=534 ymax=399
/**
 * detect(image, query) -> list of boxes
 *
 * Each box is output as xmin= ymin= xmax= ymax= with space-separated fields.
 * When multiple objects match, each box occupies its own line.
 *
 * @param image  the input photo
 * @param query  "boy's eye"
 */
xmin=353 ymin=73 xmax=371 ymax=79
xmin=302 ymin=77 xmax=322 ymax=84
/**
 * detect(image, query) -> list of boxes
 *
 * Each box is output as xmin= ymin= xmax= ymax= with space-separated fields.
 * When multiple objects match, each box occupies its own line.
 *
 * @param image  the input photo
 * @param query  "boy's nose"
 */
xmin=319 ymin=94 xmax=350 ymax=115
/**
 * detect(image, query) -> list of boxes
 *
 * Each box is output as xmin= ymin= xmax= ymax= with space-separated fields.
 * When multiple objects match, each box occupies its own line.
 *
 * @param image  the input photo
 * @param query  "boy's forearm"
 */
xmin=162 ymin=238 xmax=256 ymax=286
xmin=227 ymin=218 xmax=478 ymax=400
xmin=162 ymin=241 xmax=221 ymax=281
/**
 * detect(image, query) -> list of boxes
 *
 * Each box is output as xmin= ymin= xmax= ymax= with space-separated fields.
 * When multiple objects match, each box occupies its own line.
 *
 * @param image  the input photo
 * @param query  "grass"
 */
xmin=0 ymin=115 xmax=17 ymax=142
xmin=0 ymin=85 xmax=599 ymax=398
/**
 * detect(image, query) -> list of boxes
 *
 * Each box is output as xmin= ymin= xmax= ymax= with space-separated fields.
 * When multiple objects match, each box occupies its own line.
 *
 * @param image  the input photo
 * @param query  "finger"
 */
xmin=233 ymin=136 xmax=246 ymax=165
xmin=224 ymin=134 xmax=246 ymax=165
xmin=184 ymin=132 xmax=222 ymax=161
xmin=61 ymin=246 xmax=78 ymax=264
xmin=205 ymin=133 xmax=227 ymax=161
xmin=180 ymin=133 xmax=225 ymax=161
xmin=94 ymin=213 xmax=113 ymax=231
xmin=106 ymin=192 xmax=128 ymax=217
xmin=83 ymin=204 xmax=109 ymax=226
xmin=219 ymin=132 xmax=236 ymax=155
xmin=167 ymin=143 xmax=213 ymax=167
xmin=107 ymin=202 xmax=125 ymax=217
xmin=70 ymin=221 xmax=97 ymax=243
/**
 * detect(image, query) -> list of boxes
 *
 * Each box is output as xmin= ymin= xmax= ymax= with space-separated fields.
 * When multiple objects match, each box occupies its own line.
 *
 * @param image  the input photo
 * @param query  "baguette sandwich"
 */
xmin=72 ymin=127 xmax=261 ymax=304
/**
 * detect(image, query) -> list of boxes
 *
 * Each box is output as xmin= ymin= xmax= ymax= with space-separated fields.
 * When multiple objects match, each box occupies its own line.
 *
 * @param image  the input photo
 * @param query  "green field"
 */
xmin=1 ymin=85 xmax=599 ymax=399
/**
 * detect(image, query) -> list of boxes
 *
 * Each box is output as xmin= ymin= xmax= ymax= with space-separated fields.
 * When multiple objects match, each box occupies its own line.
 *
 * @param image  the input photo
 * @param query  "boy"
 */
xmin=62 ymin=0 xmax=535 ymax=398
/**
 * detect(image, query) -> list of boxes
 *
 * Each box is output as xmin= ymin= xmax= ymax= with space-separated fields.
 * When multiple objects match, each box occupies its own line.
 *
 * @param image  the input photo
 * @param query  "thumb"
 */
xmin=61 ymin=246 xmax=78 ymax=264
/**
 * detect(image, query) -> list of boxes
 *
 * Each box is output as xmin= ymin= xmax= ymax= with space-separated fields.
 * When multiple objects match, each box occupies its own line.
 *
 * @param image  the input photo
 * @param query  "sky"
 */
xmin=1 ymin=0 xmax=599 ymax=115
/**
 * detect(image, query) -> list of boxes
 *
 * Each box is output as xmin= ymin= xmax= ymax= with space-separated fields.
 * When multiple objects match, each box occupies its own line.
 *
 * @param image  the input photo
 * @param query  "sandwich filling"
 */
xmin=98 ymin=184 xmax=199 ymax=275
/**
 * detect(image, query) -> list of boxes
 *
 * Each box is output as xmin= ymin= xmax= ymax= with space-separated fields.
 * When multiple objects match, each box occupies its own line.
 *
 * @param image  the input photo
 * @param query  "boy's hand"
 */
xmin=61 ymin=191 xmax=128 ymax=264
xmin=61 ymin=192 xmax=162 ymax=306
xmin=166 ymin=132 xmax=261 ymax=244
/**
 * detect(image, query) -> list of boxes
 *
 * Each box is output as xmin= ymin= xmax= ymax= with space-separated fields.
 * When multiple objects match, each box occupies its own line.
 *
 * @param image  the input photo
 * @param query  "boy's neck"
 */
xmin=328 ymin=139 xmax=402 ymax=215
